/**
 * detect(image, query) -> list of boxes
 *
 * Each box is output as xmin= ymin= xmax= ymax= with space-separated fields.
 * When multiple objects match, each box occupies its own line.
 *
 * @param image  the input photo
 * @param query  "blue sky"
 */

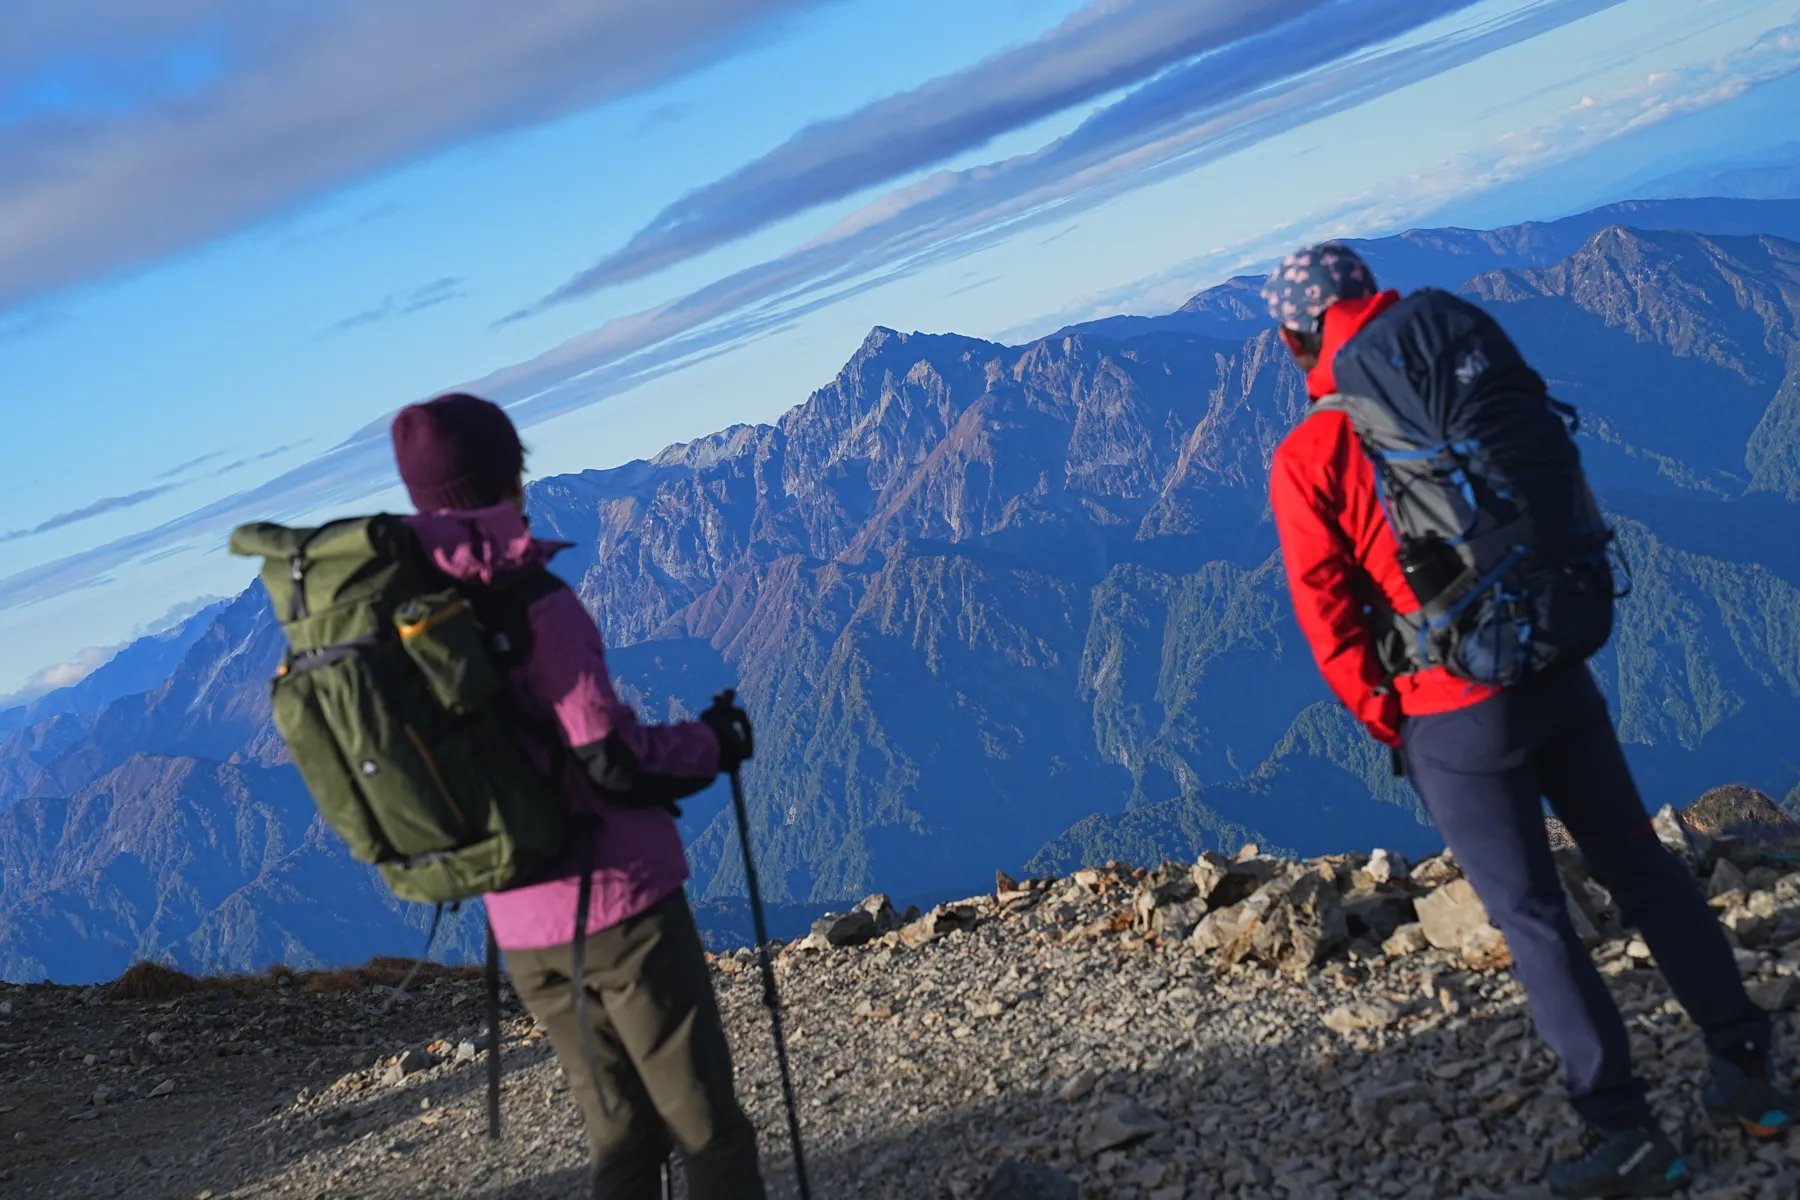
xmin=1 ymin=0 xmax=1798 ymax=700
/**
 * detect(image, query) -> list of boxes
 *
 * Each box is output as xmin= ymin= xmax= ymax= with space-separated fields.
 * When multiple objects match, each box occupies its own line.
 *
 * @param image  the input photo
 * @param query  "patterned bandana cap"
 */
xmin=1262 ymin=242 xmax=1379 ymax=334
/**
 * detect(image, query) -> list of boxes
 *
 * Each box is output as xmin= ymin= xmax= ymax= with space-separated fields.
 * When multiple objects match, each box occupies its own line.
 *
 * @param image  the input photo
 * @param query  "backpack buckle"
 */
xmin=287 ymin=555 xmax=309 ymax=621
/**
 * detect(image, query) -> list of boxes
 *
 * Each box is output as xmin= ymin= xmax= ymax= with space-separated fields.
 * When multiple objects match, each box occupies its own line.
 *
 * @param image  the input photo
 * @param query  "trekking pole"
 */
xmin=485 ymin=918 xmax=503 ymax=1141
xmin=715 ymin=690 xmax=813 ymax=1200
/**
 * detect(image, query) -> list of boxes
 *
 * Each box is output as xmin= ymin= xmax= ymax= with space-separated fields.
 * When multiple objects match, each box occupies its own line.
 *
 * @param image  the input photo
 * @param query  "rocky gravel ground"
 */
xmin=5 ymin=804 xmax=1800 ymax=1199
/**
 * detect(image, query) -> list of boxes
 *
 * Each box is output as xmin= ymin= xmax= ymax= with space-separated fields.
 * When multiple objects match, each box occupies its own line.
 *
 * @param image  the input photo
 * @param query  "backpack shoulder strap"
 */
xmin=469 ymin=566 xmax=576 ymax=784
xmin=470 ymin=566 xmax=571 ymax=666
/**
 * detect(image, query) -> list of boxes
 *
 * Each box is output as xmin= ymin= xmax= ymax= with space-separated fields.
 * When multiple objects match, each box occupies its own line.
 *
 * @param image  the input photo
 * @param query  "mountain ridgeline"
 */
xmin=4 ymin=198 xmax=1800 ymax=982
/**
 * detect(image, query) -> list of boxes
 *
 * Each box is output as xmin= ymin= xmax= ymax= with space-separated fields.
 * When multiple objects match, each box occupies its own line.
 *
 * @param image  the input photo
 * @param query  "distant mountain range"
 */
xmin=1636 ymin=144 xmax=1800 ymax=204
xmin=5 ymin=197 xmax=1800 ymax=982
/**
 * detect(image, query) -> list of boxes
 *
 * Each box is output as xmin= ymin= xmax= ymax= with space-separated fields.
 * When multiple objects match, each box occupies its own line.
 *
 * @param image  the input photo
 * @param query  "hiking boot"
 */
xmin=1705 ymin=1053 xmax=1799 ymax=1139
xmin=1544 ymin=1125 xmax=1688 ymax=1198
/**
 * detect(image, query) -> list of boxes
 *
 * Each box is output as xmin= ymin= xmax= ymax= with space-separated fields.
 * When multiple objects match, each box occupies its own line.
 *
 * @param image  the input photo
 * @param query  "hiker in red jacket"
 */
xmin=1263 ymin=243 xmax=1792 ymax=1198
xmin=392 ymin=394 xmax=765 ymax=1200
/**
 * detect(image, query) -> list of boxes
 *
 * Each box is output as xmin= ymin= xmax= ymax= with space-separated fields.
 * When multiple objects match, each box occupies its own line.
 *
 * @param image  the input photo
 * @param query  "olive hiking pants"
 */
xmin=506 ymin=889 xmax=765 ymax=1199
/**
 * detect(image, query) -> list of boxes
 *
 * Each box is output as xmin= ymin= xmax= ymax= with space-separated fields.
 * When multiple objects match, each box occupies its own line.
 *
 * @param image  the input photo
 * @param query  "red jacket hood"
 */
xmin=405 ymin=503 xmax=570 ymax=587
xmin=1306 ymin=289 xmax=1401 ymax=399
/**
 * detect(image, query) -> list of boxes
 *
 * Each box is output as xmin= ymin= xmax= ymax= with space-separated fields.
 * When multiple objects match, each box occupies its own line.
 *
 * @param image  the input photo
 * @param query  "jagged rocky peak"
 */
xmin=779 ymin=325 xmax=1007 ymax=488
xmin=648 ymin=423 xmax=765 ymax=472
xmin=10 ymin=200 xmax=1800 ymax=992
xmin=1465 ymin=225 xmax=1800 ymax=377
xmin=1175 ymin=273 xmax=1265 ymax=320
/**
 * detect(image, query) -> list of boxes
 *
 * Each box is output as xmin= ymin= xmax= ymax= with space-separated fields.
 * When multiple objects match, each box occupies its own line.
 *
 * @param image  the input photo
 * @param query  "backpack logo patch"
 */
xmin=1455 ymin=348 xmax=1489 ymax=387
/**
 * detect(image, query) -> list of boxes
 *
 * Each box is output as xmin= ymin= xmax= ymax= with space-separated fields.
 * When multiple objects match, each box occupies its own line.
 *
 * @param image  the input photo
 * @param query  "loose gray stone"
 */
xmin=899 ymin=905 xmax=979 ymax=948
xmin=382 ymin=1048 xmax=433 ymax=1086
xmin=1222 ymin=870 xmax=1348 ymax=976
xmin=1058 ymin=1068 xmax=1101 ymax=1103
xmin=1077 ymin=1099 xmax=1168 ymax=1157
xmin=855 ymin=894 xmax=904 ymax=934
xmin=1188 ymin=904 xmax=1250 ymax=953
xmin=809 ymin=909 xmax=878 ymax=949
xmin=979 ymin=1161 xmax=1079 ymax=1200
xmin=1711 ymin=859 xmax=1750 ymax=900
xmin=1344 ymin=892 xmax=1415 ymax=943
xmin=1351 ymin=1081 xmax=1429 ymax=1130
xmin=1747 ymin=976 xmax=1800 ymax=1012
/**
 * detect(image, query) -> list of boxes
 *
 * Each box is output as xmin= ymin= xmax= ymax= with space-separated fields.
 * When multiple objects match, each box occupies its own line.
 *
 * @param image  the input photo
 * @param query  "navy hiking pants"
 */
xmin=1400 ymin=665 xmax=1767 ymax=1129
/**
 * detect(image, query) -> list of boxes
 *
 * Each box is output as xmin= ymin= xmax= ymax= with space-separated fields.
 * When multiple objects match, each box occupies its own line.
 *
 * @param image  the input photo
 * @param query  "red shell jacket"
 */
xmin=1269 ymin=291 xmax=1499 ymax=747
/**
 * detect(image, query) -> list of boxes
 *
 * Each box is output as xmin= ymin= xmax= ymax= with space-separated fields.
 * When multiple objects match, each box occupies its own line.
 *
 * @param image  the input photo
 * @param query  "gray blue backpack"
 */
xmin=1316 ymin=288 xmax=1617 ymax=687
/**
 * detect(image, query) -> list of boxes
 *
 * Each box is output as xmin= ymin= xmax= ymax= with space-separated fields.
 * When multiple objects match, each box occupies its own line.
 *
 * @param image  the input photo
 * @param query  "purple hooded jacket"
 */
xmin=406 ymin=504 xmax=720 ymax=951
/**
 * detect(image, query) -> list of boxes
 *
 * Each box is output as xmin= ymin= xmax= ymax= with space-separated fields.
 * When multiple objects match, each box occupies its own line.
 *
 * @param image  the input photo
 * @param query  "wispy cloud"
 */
xmin=636 ymin=102 xmax=694 ymax=136
xmin=529 ymin=0 xmax=1333 ymax=309
xmin=0 ymin=3 xmax=235 ymax=79
xmin=0 ymin=0 xmax=1777 ymax=619
xmin=0 ymin=308 xmax=68 ymax=344
xmin=249 ymin=439 xmax=311 ymax=464
xmin=318 ymin=276 xmax=466 ymax=338
xmin=1323 ymin=20 xmax=1800 ymax=237
xmin=154 ymin=450 xmax=228 ymax=481
xmin=0 ymin=589 xmax=231 ymax=709
xmin=0 ymin=0 xmax=833 ymax=310
xmin=0 ymin=645 xmax=113 ymax=706
xmin=477 ymin=0 xmax=1620 ymax=418
xmin=0 ymin=485 xmax=180 ymax=545
xmin=1013 ymin=18 xmax=1800 ymax=340
xmin=150 ymin=440 xmax=310 ymax=485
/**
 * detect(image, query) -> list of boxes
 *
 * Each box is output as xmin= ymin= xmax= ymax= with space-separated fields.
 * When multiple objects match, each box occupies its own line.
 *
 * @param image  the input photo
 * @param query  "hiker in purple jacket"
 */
xmin=392 ymin=393 xmax=765 ymax=1200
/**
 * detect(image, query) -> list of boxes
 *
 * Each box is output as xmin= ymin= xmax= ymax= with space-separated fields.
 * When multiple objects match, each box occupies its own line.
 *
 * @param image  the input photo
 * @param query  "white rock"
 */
xmin=1323 ymin=1001 xmax=1401 ymax=1034
xmin=1414 ymin=879 xmax=1511 ymax=968
xmin=1367 ymin=849 xmax=1408 ymax=885
xmin=1381 ymin=923 xmax=1430 ymax=957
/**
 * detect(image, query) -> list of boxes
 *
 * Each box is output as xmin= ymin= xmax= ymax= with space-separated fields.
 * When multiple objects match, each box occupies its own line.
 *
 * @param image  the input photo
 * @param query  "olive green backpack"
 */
xmin=230 ymin=516 xmax=567 ymax=906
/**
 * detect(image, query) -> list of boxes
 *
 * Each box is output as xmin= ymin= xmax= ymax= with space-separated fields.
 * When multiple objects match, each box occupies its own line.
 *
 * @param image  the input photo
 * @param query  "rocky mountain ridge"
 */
xmin=6 ymin=200 xmax=1800 ymax=982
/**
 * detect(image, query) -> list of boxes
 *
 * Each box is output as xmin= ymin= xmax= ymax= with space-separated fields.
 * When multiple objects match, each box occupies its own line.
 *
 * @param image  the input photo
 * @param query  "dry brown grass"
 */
xmin=104 ymin=956 xmax=485 ymax=999
xmin=107 ymin=962 xmax=205 ymax=1001
xmin=358 ymin=956 xmax=422 ymax=987
xmin=299 ymin=968 xmax=363 ymax=994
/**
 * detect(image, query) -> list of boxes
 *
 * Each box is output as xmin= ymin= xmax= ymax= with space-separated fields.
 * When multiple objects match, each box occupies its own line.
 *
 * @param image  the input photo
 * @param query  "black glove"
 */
xmin=572 ymin=733 xmax=709 ymax=816
xmin=701 ymin=690 xmax=754 ymax=773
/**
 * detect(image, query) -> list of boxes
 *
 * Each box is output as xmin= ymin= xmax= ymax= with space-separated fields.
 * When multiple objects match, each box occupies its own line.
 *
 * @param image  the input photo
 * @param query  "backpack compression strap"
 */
xmin=1304 ymin=396 xmax=1435 ymax=677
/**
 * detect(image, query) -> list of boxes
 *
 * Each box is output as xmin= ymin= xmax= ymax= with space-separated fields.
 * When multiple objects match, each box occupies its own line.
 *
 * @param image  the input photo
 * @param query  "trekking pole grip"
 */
xmin=710 ymin=689 xmax=754 ymax=761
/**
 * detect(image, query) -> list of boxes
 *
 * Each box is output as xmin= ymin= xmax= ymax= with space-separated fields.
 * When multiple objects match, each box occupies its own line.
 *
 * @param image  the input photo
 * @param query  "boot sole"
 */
xmin=1705 ymin=1100 xmax=1793 ymax=1140
xmin=1719 ymin=1111 xmax=1791 ymax=1140
xmin=1549 ymin=1159 xmax=1690 ymax=1198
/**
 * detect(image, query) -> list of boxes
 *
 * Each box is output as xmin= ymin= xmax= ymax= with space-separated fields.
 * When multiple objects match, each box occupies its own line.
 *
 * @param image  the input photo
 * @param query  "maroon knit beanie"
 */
xmin=390 ymin=393 xmax=524 ymax=513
